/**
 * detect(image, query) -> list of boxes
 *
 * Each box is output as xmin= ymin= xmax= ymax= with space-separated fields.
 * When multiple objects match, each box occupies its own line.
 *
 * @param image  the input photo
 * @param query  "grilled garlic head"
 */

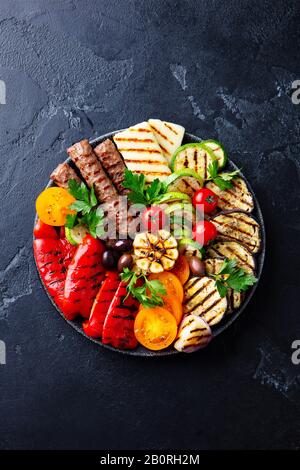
xmin=133 ymin=230 xmax=178 ymax=274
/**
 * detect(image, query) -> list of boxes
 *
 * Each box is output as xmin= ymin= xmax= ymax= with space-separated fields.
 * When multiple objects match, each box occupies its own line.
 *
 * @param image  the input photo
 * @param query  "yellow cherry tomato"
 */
xmin=134 ymin=307 xmax=177 ymax=351
xmin=149 ymin=272 xmax=184 ymax=303
xmin=170 ymin=255 xmax=190 ymax=285
xmin=36 ymin=187 xmax=75 ymax=226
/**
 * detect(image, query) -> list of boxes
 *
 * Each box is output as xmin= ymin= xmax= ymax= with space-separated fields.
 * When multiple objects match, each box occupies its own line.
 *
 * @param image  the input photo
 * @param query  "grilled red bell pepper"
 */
xmin=34 ymin=219 xmax=58 ymax=239
xmin=63 ymin=235 xmax=106 ymax=320
xmin=102 ymin=281 xmax=139 ymax=350
xmin=83 ymin=271 xmax=120 ymax=338
xmin=33 ymin=238 xmax=76 ymax=310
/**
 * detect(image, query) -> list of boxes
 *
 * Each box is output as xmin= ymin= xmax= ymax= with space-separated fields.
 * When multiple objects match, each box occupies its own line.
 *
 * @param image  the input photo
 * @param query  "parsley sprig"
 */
xmin=207 ymin=160 xmax=240 ymax=190
xmin=120 ymin=267 xmax=167 ymax=308
xmin=65 ymin=179 xmax=104 ymax=238
xmin=122 ymin=169 xmax=166 ymax=205
xmin=211 ymin=258 xmax=257 ymax=298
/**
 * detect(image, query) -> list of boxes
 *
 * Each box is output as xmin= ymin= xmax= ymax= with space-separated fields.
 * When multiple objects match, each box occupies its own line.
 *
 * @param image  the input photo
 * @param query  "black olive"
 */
xmin=113 ymin=239 xmax=133 ymax=252
xmin=118 ymin=253 xmax=133 ymax=272
xmin=189 ymin=256 xmax=205 ymax=277
xmin=102 ymin=250 xmax=117 ymax=270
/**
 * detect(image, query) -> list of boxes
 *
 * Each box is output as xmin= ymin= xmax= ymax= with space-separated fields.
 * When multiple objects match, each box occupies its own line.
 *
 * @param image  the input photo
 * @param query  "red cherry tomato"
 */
xmin=192 ymin=188 xmax=218 ymax=214
xmin=33 ymin=219 xmax=59 ymax=239
xmin=142 ymin=206 xmax=166 ymax=232
xmin=192 ymin=220 xmax=217 ymax=246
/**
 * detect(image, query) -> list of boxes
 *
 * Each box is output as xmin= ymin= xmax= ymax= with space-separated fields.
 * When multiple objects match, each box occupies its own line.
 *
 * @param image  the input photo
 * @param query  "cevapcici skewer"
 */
xmin=94 ymin=139 xmax=128 ymax=194
xmin=50 ymin=163 xmax=81 ymax=189
xmin=67 ymin=139 xmax=118 ymax=203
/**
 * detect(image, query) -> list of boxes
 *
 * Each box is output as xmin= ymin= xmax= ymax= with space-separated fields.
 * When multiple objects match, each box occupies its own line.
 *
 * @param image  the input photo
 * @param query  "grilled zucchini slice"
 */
xmin=184 ymin=276 xmax=227 ymax=326
xmin=206 ymin=240 xmax=255 ymax=274
xmin=174 ymin=314 xmax=212 ymax=352
xmin=204 ymin=258 xmax=244 ymax=314
xmin=206 ymin=177 xmax=254 ymax=213
xmin=210 ymin=211 xmax=261 ymax=254
xmin=164 ymin=170 xmax=203 ymax=197
xmin=201 ymin=139 xmax=227 ymax=168
xmin=170 ymin=143 xmax=216 ymax=180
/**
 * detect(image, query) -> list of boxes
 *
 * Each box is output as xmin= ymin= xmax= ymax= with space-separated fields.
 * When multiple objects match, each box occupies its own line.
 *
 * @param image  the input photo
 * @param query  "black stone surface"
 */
xmin=0 ymin=0 xmax=299 ymax=450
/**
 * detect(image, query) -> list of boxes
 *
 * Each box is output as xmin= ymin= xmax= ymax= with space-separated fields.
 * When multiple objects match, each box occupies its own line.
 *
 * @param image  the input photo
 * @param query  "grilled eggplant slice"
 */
xmin=174 ymin=314 xmax=212 ymax=352
xmin=184 ymin=276 xmax=227 ymax=326
xmin=206 ymin=177 xmax=254 ymax=213
xmin=113 ymin=122 xmax=171 ymax=183
xmin=170 ymin=143 xmax=216 ymax=180
xmin=206 ymin=240 xmax=255 ymax=274
xmin=204 ymin=258 xmax=244 ymax=314
xmin=210 ymin=211 xmax=261 ymax=254
xmin=148 ymin=119 xmax=185 ymax=162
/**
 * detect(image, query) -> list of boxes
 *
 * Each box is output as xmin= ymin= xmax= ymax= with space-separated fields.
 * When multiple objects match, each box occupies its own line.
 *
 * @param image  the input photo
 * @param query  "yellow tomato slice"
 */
xmin=36 ymin=187 xmax=75 ymax=226
xmin=149 ymin=272 xmax=184 ymax=303
xmin=162 ymin=295 xmax=183 ymax=325
xmin=134 ymin=307 xmax=177 ymax=351
xmin=170 ymin=255 xmax=190 ymax=285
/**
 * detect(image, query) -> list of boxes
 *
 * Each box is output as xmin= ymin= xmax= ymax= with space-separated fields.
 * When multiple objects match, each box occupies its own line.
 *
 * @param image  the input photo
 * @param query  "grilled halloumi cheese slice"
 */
xmin=206 ymin=177 xmax=254 ymax=212
xmin=206 ymin=240 xmax=255 ymax=274
xmin=204 ymin=258 xmax=244 ymax=314
xmin=184 ymin=276 xmax=227 ymax=326
xmin=174 ymin=314 xmax=212 ymax=353
xmin=113 ymin=122 xmax=171 ymax=183
xmin=211 ymin=211 xmax=261 ymax=254
xmin=148 ymin=119 xmax=185 ymax=162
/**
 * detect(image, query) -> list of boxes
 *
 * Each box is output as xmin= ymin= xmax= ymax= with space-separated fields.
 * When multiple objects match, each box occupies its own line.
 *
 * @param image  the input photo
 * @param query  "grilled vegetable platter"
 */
xmin=33 ymin=120 xmax=265 ymax=356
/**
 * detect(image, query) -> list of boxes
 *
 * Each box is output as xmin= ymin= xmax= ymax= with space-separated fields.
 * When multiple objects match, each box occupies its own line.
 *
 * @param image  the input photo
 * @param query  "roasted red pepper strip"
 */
xmin=63 ymin=235 xmax=106 ymax=320
xmin=102 ymin=281 xmax=139 ymax=349
xmin=83 ymin=271 xmax=120 ymax=338
xmin=33 ymin=219 xmax=59 ymax=239
xmin=33 ymin=238 xmax=76 ymax=310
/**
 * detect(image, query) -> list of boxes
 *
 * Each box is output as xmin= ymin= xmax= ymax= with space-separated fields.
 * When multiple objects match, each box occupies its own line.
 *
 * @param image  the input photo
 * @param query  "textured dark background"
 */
xmin=0 ymin=0 xmax=299 ymax=450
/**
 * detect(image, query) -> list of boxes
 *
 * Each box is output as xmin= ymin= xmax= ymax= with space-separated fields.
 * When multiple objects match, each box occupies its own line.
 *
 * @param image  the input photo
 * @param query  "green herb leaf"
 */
xmin=215 ymin=280 xmax=228 ymax=298
xmin=211 ymin=258 xmax=257 ymax=297
xmin=89 ymin=186 xmax=98 ymax=207
xmin=66 ymin=181 xmax=104 ymax=238
xmin=69 ymin=200 xmax=91 ymax=215
xmin=122 ymin=169 xmax=166 ymax=205
xmin=120 ymin=268 xmax=166 ymax=307
xmin=68 ymin=179 xmax=89 ymax=203
xmin=65 ymin=213 xmax=78 ymax=229
xmin=207 ymin=161 xmax=241 ymax=190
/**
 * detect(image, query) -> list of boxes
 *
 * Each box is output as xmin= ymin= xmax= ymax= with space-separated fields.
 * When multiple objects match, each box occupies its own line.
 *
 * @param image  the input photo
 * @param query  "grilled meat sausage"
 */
xmin=50 ymin=163 xmax=81 ymax=189
xmin=94 ymin=139 xmax=128 ymax=194
xmin=67 ymin=139 xmax=118 ymax=203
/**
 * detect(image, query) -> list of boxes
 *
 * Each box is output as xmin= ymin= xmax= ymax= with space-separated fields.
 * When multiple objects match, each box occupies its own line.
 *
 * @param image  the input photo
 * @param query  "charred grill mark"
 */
xmin=225 ymin=246 xmax=253 ymax=270
xmin=185 ymin=277 xmax=202 ymax=291
xmin=128 ymin=128 xmax=152 ymax=133
xmin=184 ymin=280 xmax=213 ymax=305
xmin=149 ymin=124 xmax=174 ymax=145
xmin=132 ymin=170 xmax=170 ymax=176
xmin=193 ymin=149 xmax=198 ymax=173
xmin=112 ymin=314 xmax=136 ymax=320
xmin=223 ymin=213 xmax=258 ymax=229
xmin=114 ymin=138 xmax=154 ymax=143
xmin=184 ymin=153 xmax=189 ymax=168
xmin=203 ymin=152 xmax=207 ymax=179
xmin=120 ymin=148 xmax=162 ymax=154
xmin=214 ymin=219 xmax=257 ymax=243
xmin=125 ymin=159 xmax=166 ymax=164
xmin=164 ymin=123 xmax=178 ymax=135
xmin=158 ymin=143 xmax=170 ymax=155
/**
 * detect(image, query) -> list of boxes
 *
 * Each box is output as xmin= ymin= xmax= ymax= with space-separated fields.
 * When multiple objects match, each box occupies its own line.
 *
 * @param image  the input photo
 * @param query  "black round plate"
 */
xmin=34 ymin=130 xmax=265 ymax=357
